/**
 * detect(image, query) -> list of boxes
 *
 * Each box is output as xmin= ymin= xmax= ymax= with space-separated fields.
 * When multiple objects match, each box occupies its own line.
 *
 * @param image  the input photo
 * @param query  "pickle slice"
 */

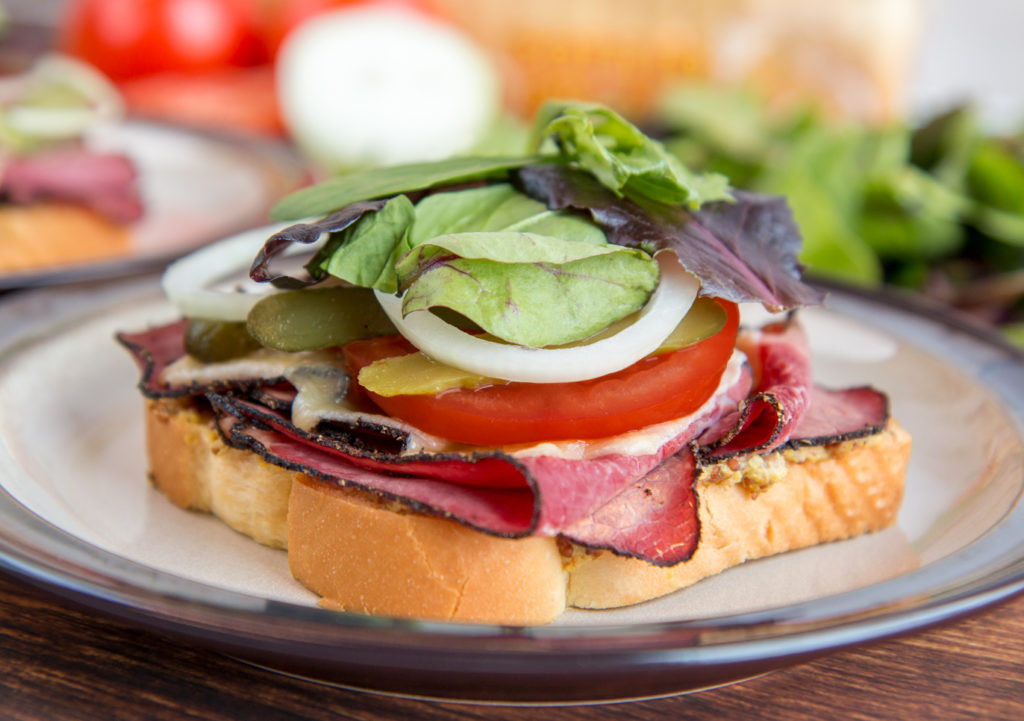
xmin=359 ymin=352 xmax=495 ymax=397
xmin=655 ymin=296 xmax=727 ymax=353
xmin=247 ymin=286 xmax=398 ymax=352
xmin=184 ymin=319 xmax=262 ymax=362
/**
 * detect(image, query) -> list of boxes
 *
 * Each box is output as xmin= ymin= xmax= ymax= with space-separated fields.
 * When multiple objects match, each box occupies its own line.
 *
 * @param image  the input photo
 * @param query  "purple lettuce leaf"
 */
xmin=249 ymin=199 xmax=388 ymax=289
xmin=513 ymin=164 xmax=825 ymax=311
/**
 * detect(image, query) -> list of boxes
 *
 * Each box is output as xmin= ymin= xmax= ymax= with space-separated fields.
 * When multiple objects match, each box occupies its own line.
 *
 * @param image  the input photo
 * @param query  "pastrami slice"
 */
xmin=216 ymin=396 xmax=703 ymax=562
xmin=788 ymin=385 xmax=890 ymax=446
xmin=208 ymin=392 xmax=717 ymax=562
xmin=704 ymin=319 xmax=891 ymax=459
xmin=212 ymin=393 xmax=531 ymax=489
xmin=116 ymin=321 xmax=190 ymax=397
xmin=706 ymin=320 xmax=811 ymax=458
xmin=216 ymin=409 xmax=538 ymax=536
xmin=1 ymin=146 xmax=144 ymax=223
xmin=560 ymin=451 xmax=700 ymax=566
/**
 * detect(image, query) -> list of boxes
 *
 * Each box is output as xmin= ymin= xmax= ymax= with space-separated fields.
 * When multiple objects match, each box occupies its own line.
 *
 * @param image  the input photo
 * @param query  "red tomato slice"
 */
xmin=343 ymin=300 xmax=739 ymax=446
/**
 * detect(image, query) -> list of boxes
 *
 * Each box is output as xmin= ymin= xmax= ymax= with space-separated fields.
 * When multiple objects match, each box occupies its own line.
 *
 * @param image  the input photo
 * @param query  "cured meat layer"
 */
xmin=118 ymin=320 xmax=889 ymax=565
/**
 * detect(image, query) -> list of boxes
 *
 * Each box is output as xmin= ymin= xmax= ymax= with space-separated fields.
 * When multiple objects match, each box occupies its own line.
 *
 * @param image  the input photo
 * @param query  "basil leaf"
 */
xmin=395 ymin=231 xmax=658 ymax=348
xmin=531 ymin=101 xmax=732 ymax=209
xmin=269 ymin=155 xmax=546 ymax=220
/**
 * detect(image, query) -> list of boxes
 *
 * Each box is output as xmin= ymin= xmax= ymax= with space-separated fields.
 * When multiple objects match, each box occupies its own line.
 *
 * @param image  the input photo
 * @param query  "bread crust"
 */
xmin=288 ymin=477 xmax=567 ymax=624
xmin=0 ymin=203 xmax=131 ymax=273
xmin=145 ymin=398 xmax=293 ymax=549
xmin=144 ymin=397 xmax=910 ymax=624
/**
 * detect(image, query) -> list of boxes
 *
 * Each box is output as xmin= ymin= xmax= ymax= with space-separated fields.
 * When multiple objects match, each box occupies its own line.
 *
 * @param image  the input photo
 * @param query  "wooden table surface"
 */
xmin=0 ymin=567 xmax=1021 ymax=720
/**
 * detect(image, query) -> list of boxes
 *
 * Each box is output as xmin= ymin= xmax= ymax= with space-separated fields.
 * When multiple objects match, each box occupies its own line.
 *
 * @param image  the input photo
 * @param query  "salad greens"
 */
xmin=405 ymin=183 xmax=606 ymax=246
xmin=314 ymin=196 xmax=416 ymax=292
xmin=269 ymin=155 xmax=543 ymax=222
xmin=514 ymin=165 xmax=823 ymax=311
xmin=256 ymin=101 xmax=810 ymax=350
xmin=530 ymin=102 xmax=732 ymax=208
xmin=395 ymin=231 xmax=657 ymax=348
xmin=656 ymin=84 xmax=1024 ymax=345
xmin=304 ymin=182 xmax=656 ymax=348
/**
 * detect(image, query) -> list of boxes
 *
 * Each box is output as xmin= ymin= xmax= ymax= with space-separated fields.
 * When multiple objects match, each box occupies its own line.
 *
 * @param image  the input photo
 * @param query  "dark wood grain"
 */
xmin=0 ymin=570 xmax=1020 ymax=721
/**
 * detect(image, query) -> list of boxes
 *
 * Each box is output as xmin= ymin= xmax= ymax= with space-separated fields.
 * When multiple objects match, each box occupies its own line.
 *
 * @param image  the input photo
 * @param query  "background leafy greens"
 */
xmin=656 ymin=84 xmax=1024 ymax=347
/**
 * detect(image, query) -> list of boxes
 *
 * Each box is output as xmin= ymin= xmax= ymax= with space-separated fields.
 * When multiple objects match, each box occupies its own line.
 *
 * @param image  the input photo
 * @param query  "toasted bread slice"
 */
xmin=0 ymin=204 xmax=131 ymax=273
xmin=144 ymin=397 xmax=910 ymax=624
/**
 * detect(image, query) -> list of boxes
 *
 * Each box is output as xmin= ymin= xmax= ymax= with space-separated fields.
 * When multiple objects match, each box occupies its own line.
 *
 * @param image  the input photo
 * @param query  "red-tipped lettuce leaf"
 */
xmin=513 ymin=164 xmax=825 ymax=311
xmin=250 ymin=200 xmax=388 ymax=289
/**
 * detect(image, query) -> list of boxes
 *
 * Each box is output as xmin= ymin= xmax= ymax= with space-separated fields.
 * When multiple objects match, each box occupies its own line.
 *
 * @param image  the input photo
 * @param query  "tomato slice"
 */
xmin=343 ymin=300 xmax=739 ymax=446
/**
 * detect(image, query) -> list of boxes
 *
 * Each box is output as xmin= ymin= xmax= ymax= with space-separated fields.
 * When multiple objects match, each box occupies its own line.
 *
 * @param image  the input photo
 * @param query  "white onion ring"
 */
xmin=162 ymin=223 xmax=292 ymax=321
xmin=373 ymin=251 xmax=699 ymax=383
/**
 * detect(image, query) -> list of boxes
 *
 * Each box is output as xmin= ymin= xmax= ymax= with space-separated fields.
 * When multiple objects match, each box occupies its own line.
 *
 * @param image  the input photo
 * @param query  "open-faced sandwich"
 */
xmin=118 ymin=102 xmax=910 ymax=625
xmin=1 ymin=55 xmax=142 ymax=274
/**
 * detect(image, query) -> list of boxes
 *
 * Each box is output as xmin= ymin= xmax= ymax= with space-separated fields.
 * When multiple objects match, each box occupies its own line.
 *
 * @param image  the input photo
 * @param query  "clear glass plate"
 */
xmin=0 ymin=274 xmax=1022 ymax=704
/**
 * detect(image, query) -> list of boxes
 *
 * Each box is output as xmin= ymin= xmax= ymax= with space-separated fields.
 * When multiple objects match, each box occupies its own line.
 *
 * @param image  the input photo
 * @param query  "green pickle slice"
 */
xmin=655 ymin=296 xmax=727 ymax=352
xmin=246 ymin=286 xmax=398 ymax=352
xmin=184 ymin=319 xmax=262 ymax=362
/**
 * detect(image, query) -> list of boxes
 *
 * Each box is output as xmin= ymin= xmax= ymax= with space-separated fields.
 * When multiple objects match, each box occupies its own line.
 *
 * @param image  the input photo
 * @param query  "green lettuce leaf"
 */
xmin=395 ymin=231 xmax=658 ymax=348
xmin=269 ymin=155 xmax=545 ymax=221
xmin=309 ymin=195 xmax=416 ymax=292
xmin=407 ymin=183 xmax=605 ymax=246
xmin=302 ymin=183 xmax=645 ymax=347
xmin=531 ymin=101 xmax=732 ymax=209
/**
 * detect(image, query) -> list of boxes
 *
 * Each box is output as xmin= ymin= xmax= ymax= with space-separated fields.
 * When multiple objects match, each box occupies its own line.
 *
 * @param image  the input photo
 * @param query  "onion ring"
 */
xmin=162 ymin=224 xmax=291 ymax=321
xmin=374 ymin=251 xmax=699 ymax=383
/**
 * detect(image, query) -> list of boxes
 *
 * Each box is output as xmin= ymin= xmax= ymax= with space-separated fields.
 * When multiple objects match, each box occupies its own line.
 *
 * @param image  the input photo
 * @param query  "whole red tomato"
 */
xmin=59 ymin=0 xmax=266 ymax=81
xmin=256 ymin=0 xmax=353 ymax=56
xmin=254 ymin=0 xmax=430 ymax=57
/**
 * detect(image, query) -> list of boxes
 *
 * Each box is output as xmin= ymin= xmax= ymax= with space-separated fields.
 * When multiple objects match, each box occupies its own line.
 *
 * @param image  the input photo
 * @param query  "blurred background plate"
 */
xmin=0 ymin=121 xmax=306 ymax=289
